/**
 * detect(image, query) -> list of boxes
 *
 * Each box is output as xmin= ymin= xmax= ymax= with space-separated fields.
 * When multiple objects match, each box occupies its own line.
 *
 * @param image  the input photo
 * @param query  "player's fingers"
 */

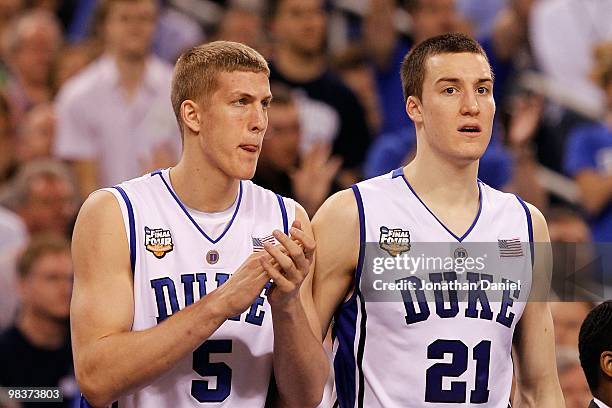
xmin=260 ymin=257 xmax=293 ymax=292
xmin=263 ymin=241 xmax=300 ymax=281
xmin=288 ymin=227 xmax=315 ymax=262
xmin=273 ymin=230 xmax=306 ymax=264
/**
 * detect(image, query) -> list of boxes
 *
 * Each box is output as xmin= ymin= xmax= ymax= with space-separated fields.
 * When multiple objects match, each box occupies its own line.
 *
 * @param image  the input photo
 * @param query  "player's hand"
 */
xmin=260 ymin=220 xmax=316 ymax=310
xmin=212 ymin=251 xmax=276 ymax=318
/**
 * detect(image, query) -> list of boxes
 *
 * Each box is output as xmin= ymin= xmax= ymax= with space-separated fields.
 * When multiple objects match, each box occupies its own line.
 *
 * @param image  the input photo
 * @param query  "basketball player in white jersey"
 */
xmin=308 ymin=33 xmax=565 ymax=407
xmin=70 ymin=41 xmax=328 ymax=407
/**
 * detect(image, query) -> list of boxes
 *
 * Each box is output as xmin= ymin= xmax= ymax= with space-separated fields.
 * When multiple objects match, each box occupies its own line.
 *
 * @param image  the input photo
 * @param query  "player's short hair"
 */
xmin=400 ymin=32 xmax=490 ymax=102
xmin=578 ymin=300 xmax=612 ymax=392
xmin=171 ymin=40 xmax=270 ymax=133
xmin=17 ymin=233 xmax=70 ymax=279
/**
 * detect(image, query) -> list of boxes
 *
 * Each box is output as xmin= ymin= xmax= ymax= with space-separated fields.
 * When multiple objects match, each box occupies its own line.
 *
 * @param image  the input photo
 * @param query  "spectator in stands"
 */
xmin=0 ymin=233 xmax=76 ymax=407
xmin=254 ymin=83 xmax=341 ymax=216
xmin=0 ymin=159 xmax=77 ymax=238
xmin=332 ymin=46 xmax=382 ymax=136
xmin=530 ymin=0 xmax=612 ymax=116
xmin=268 ymin=0 xmax=371 ymax=186
xmin=213 ymin=3 xmax=268 ymax=57
xmin=579 ymin=300 xmax=612 ymax=408
xmin=16 ymin=102 xmax=56 ymax=164
xmin=2 ymin=9 xmax=62 ymax=122
xmin=51 ymin=41 xmax=101 ymax=93
xmin=363 ymin=0 xmax=467 ymax=134
xmin=0 ymin=205 xmax=27 ymax=330
xmin=54 ymin=0 xmax=179 ymax=197
xmin=557 ymin=346 xmax=593 ymax=408
xmin=565 ymin=42 xmax=612 ymax=243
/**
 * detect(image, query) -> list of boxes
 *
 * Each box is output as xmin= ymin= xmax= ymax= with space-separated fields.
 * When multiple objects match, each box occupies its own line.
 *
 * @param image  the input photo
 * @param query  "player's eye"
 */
xmin=477 ymin=87 xmax=490 ymax=95
xmin=262 ymin=100 xmax=271 ymax=109
xmin=444 ymin=87 xmax=457 ymax=95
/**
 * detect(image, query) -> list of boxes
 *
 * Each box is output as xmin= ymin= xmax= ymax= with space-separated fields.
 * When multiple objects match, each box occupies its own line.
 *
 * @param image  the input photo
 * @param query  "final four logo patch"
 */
xmin=379 ymin=226 xmax=411 ymax=256
xmin=144 ymin=227 xmax=173 ymax=259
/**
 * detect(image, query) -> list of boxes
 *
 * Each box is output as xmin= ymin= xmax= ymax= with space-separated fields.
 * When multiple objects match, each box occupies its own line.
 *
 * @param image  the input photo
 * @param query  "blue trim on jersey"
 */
xmin=113 ymin=186 xmax=136 ymax=273
xmin=333 ymin=296 xmax=359 ymax=408
xmin=391 ymin=167 xmax=404 ymax=178
xmin=515 ymin=195 xmax=534 ymax=266
xmin=352 ymin=185 xmax=366 ymax=289
xmin=276 ymin=194 xmax=289 ymax=234
xmin=331 ymin=185 xmax=368 ymax=408
xmin=155 ymin=171 xmax=243 ymax=244
xmin=398 ymin=169 xmax=482 ymax=242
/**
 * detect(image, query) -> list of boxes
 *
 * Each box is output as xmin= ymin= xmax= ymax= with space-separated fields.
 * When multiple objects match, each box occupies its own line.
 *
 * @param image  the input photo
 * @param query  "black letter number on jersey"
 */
xmin=425 ymin=339 xmax=491 ymax=403
xmin=191 ymin=340 xmax=232 ymax=402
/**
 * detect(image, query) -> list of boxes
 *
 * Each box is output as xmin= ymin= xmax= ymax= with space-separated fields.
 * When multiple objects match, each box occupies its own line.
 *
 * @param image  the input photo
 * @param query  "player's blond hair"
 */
xmin=171 ymin=41 xmax=270 ymax=133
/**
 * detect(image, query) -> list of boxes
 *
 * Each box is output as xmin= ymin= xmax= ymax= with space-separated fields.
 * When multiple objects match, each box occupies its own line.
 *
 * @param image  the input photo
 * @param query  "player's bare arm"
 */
xmin=260 ymin=203 xmax=329 ymax=407
xmin=512 ymin=203 xmax=565 ymax=408
xmin=311 ymin=189 xmax=360 ymax=338
xmin=71 ymin=191 xmax=275 ymax=407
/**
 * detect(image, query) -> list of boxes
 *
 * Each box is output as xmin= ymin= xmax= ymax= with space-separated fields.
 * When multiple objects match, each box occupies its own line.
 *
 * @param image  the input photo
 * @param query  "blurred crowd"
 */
xmin=0 ymin=0 xmax=611 ymax=406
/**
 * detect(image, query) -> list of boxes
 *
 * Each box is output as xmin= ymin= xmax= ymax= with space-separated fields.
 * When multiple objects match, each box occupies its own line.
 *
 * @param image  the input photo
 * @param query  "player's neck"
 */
xmin=404 ymin=149 xmax=480 ymax=208
xmin=274 ymin=46 xmax=326 ymax=82
xmin=170 ymin=159 xmax=240 ymax=213
xmin=16 ymin=308 xmax=67 ymax=350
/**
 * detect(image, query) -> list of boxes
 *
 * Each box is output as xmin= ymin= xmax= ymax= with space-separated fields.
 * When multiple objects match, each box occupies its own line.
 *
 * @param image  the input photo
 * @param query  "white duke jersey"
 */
xmin=90 ymin=168 xmax=295 ymax=407
xmin=333 ymin=168 xmax=533 ymax=408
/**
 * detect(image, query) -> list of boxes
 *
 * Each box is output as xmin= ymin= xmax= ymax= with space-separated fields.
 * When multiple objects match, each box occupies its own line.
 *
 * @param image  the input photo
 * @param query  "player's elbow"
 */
xmin=75 ymin=359 xmax=117 ymax=407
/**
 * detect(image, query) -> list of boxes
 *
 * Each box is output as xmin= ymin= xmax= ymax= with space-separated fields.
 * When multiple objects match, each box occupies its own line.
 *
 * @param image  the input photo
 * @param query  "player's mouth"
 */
xmin=239 ymin=144 xmax=259 ymax=153
xmin=457 ymin=124 xmax=482 ymax=135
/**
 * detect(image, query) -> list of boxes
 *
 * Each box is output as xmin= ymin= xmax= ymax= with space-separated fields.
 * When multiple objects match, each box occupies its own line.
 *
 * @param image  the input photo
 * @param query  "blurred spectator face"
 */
xmin=17 ymin=103 xmax=56 ymax=163
xmin=261 ymin=102 xmax=300 ymax=170
xmin=273 ymin=0 xmax=327 ymax=56
xmin=9 ymin=12 xmax=61 ymax=86
xmin=103 ymin=0 xmax=157 ymax=59
xmin=559 ymin=362 xmax=592 ymax=408
xmin=217 ymin=7 xmax=265 ymax=51
xmin=19 ymin=247 xmax=72 ymax=321
xmin=19 ymin=174 xmax=76 ymax=235
xmin=551 ymin=302 xmax=593 ymax=347
xmin=411 ymin=0 xmax=461 ymax=42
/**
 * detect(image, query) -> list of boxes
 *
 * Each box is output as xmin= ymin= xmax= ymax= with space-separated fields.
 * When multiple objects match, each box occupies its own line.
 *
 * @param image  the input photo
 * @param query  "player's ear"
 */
xmin=601 ymin=350 xmax=612 ymax=377
xmin=181 ymin=100 xmax=201 ymax=134
xmin=406 ymin=96 xmax=423 ymax=123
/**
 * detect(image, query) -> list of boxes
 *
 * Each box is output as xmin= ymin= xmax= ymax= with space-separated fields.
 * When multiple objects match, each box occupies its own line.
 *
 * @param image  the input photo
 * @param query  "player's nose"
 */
xmin=460 ymin=92 xmax=480 ymax=116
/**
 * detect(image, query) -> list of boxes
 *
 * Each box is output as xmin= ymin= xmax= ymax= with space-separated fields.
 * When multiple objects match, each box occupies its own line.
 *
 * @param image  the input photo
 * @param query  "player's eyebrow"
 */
xmin=435 ymin=77 xmax=493 ymax=85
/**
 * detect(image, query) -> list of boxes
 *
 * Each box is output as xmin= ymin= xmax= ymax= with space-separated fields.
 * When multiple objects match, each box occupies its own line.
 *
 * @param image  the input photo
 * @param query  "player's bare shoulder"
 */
xmin=312 ymin=188 xmax=360 ymax=245
xmin=72 ymin=189 xmax=131 ymax=277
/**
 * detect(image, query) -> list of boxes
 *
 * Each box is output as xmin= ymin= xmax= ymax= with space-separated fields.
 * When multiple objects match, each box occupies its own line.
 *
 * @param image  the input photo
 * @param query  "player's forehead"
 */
xmin=423 ymin=52 xmax=492 ymax=86
xmin=214 ymin=70 xmax=271 ymax=99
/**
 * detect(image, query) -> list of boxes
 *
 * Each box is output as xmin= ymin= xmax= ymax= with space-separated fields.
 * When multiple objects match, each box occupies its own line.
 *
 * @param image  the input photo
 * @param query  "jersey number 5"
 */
xmin=191 ymin=340 xmax=232 ymax=402
xmin=425 ymin=339 xmax=491 ymax=404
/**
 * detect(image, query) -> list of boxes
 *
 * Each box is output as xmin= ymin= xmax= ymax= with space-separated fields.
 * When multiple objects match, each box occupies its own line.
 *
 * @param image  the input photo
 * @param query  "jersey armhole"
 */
xmin=343 ymin=184 xmax=366 ymax=304
xmin=101 ymin=187 xmax=136 ymax=274
xmin=514 ymin=195 xmax=534 ymax=267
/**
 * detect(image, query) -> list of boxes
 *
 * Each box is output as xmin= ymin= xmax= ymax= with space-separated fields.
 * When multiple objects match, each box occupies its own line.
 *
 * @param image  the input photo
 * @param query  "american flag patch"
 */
xmin=252 ymin=235 xmax=277 ymax=252
xmin=498 ymin=238 xmax=524 ymax=257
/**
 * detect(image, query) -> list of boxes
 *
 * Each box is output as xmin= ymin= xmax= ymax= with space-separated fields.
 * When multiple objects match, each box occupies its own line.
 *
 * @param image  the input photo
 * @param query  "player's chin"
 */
xmin=232 ymin=162 xmax=258 ymax=180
